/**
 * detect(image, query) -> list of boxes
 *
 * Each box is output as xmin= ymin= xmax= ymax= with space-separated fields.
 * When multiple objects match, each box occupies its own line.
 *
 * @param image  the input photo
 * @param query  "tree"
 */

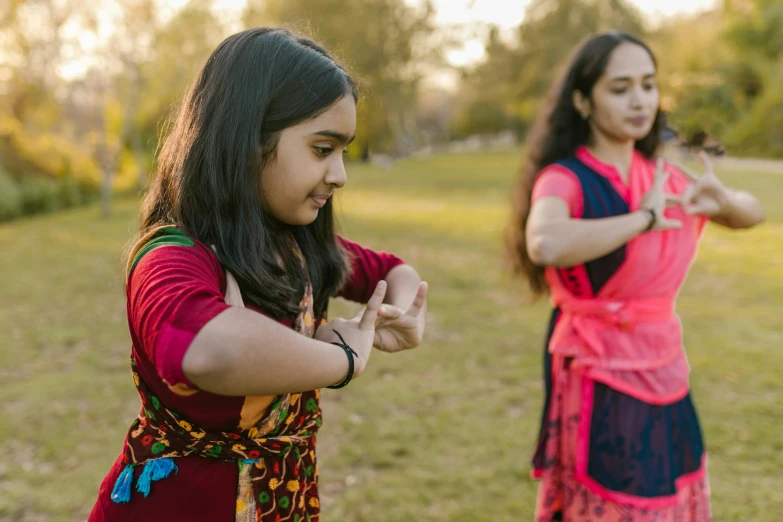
xmin=451 ymin=0 xmax=645 ymax=138
xmin=129 ymin=0 xmax=225 ymax=192
xmin=0 ymin=0 xmax=93 ymax=183
xmin=451 ymin=26 xmax=523 ymax=139
xmin=513 ymin=0 xmax=645 ymax=121
xmin=243 ymin=0 xmax=439 ymax=155
xmin=722 ymin=0 xmax=783 ymax=156
xmin=0 ymin=0 xmax=228 ymax=217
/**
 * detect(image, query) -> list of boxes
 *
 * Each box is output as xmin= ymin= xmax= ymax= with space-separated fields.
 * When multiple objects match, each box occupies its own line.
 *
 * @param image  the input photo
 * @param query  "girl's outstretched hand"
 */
xmin=677 ymin=152 xmax=729 ymax=217
xmin=373 ymin=281 xmax=428 ymax=353
xmin=315 ymin=281 xmax=387 ymax=379
xmin=639 ymin=157 xmax=683 ymax=231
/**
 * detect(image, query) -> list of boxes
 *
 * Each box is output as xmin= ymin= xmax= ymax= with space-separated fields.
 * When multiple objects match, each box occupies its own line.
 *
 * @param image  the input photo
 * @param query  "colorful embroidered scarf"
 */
xmin=113 ymin=226 xmax=323 ymax=521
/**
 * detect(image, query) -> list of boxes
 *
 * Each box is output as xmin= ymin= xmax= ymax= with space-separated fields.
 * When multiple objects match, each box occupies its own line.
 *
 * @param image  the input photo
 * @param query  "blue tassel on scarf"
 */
xmin=136 ymin=458 xmax=178 ymax=497
xmin=110 ymin=464 xmax=134 ymax=503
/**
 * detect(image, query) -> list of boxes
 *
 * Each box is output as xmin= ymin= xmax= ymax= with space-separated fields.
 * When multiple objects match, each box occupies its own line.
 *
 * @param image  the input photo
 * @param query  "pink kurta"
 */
xmin=530 ymin=147 xmax=712 ymax=522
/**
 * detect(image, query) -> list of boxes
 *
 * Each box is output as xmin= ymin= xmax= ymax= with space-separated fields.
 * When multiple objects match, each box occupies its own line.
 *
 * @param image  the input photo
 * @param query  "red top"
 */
xmin=89 ymin=236 xmax=404 ymax=521
xmin=531 ymin=147 xmax=709 ymax=404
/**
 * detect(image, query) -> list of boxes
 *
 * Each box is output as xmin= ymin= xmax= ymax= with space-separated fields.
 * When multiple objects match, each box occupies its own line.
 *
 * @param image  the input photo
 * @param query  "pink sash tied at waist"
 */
xmin=549 ymin=288 xmax=691 ymax=404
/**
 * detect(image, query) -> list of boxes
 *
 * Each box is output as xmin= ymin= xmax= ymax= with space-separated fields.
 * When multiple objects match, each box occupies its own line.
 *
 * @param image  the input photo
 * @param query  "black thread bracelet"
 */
xmin=326 ymin=330 xmax=359 ymax=389
xmin=641 ymin=207 xmax=657 ymax=232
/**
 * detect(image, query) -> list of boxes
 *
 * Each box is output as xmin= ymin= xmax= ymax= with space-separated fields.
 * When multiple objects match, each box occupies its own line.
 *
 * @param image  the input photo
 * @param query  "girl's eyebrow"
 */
xmin=608 ymin=73 xmax=657 ymax=82
xmin=311 ymin=130 xmax=356 ymax=145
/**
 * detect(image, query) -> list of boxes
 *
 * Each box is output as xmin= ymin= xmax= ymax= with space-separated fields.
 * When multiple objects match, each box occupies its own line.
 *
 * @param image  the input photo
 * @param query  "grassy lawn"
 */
xmin=1 ymin=150 xmax=781 ymax=521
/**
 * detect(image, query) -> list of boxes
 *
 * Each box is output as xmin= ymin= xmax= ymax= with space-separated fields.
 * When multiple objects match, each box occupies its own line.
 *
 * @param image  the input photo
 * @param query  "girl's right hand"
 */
xmin=639 ymin=158 xmax=683 ymax=231
xmin=314 ymin=281 xmax=387 ymax=381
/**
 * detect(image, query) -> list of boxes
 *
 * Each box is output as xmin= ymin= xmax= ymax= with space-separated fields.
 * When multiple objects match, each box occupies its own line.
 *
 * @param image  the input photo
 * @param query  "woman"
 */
xmin=507 ymin=32 xmax=764 ymax=521
xmin=89 ymin=28 xmax=428 ymax=522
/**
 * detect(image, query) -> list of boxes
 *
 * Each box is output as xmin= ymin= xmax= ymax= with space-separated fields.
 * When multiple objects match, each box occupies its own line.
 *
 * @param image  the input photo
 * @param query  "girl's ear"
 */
xmin=572 ymin=90 xmax=591 ymax=120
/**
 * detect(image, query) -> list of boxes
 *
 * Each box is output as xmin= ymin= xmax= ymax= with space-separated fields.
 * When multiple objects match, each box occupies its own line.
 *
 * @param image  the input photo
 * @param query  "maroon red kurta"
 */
xmin=89 ymin=233 xmax=404 ymax=521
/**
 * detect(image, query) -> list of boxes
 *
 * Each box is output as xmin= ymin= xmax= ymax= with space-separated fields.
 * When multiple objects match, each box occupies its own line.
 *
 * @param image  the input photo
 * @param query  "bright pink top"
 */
xmin=531 ymin=146 xmax=709 ymax=404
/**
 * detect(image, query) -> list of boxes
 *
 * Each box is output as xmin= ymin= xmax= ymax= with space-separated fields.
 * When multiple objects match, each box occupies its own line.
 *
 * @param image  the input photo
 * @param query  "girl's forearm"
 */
xmin=712 ymin=189 xmax=765 ymax=229
xmin=182 ymin=307 xmax=349 ymax=396
xmin=384 ymin=264 xmax=427 ymax=331
xmin=527 ymin=210 xmax=651 ymax=267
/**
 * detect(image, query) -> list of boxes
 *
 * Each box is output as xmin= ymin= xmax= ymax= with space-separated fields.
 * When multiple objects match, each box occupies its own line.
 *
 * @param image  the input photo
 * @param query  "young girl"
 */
xmin=507 ymin=32 xmax=764 ymax=521
xmin=89 ymin=28 xmax=428 ymax=522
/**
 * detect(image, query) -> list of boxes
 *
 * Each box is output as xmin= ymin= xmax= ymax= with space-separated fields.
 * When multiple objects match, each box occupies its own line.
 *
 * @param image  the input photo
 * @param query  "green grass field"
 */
xmin=1 ymin=150 xmax=781 ymax=521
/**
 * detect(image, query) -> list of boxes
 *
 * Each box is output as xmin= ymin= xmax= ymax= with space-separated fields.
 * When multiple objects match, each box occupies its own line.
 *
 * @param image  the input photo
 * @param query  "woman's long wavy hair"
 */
xmin=506 ymin=31 xmax=664 ymax=297
xmin=134 ymin=28 xmax=357 ymax=320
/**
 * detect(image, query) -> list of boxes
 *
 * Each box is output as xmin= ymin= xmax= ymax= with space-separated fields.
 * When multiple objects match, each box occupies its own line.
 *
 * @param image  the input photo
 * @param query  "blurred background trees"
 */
xmin=0 ymin=0 xmax=780 ymax=221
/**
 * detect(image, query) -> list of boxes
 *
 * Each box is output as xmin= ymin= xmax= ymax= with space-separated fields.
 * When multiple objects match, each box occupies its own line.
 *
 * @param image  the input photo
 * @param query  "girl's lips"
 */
xmin=310 ymin=195 xmax=330 ymax=207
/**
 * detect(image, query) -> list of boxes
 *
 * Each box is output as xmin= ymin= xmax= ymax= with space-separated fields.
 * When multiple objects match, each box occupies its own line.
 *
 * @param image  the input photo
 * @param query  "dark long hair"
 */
xmin=136 ymin=28 xmax=357 ymax=319
xmin=507 ymin=31 xmax=664 ymax=297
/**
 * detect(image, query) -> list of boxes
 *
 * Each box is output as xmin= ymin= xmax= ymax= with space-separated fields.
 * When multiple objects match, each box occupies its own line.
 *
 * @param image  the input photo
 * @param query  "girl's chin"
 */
xmin=625 ymin=126 xmax=656 ymax=142
xmin=278 ymin=208 xmax=319 ymax=227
